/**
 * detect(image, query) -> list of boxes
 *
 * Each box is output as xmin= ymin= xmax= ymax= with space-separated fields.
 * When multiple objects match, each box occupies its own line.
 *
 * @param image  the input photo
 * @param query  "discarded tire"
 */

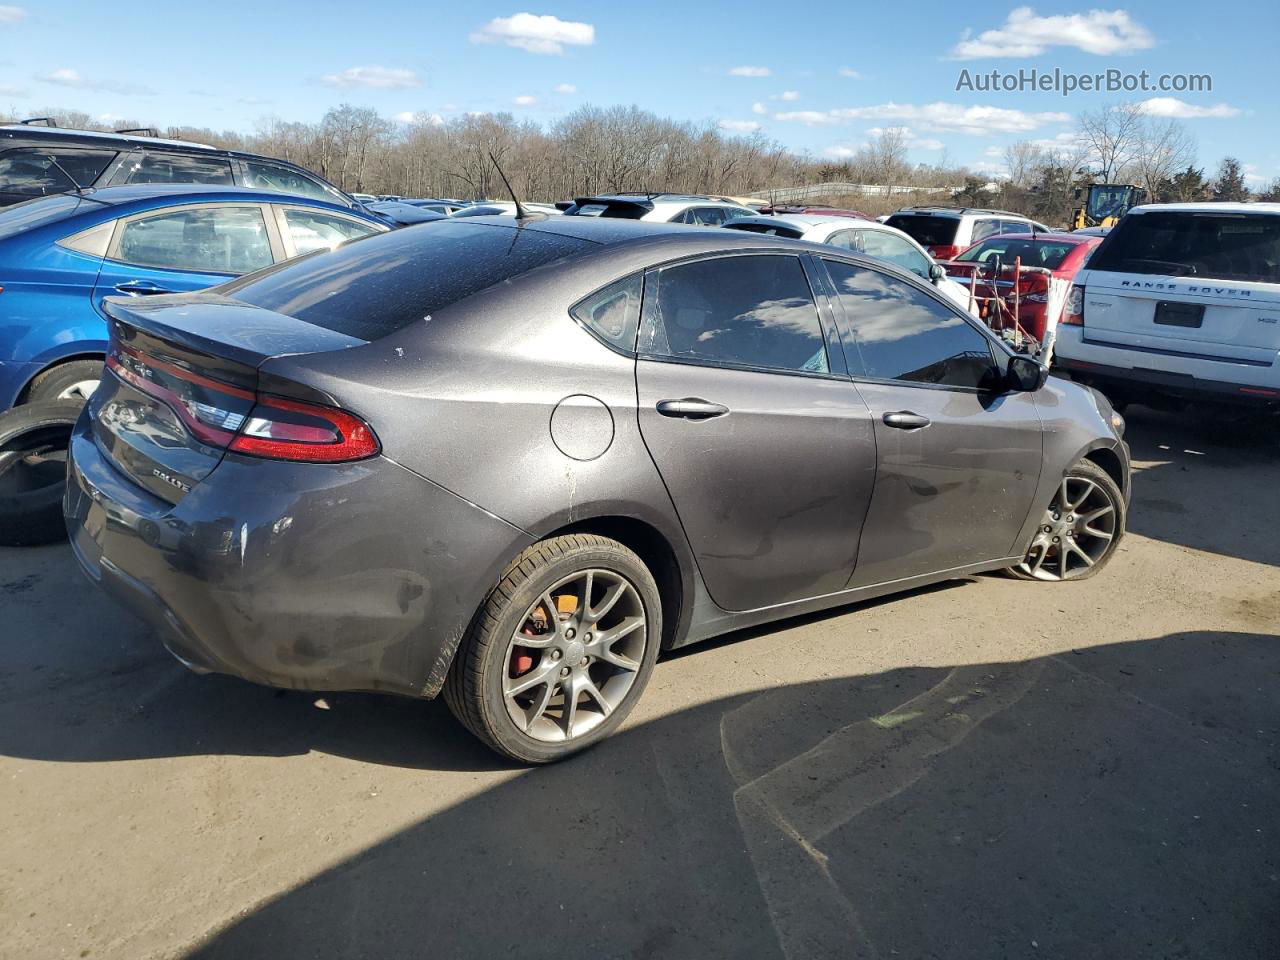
xmin=0 ymin=400 xmax=85 ymax=547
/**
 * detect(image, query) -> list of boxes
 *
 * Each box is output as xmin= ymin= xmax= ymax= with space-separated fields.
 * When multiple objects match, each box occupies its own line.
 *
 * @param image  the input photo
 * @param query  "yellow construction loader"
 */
xmin=1071 ymin=184 xmax=1145 ymax=231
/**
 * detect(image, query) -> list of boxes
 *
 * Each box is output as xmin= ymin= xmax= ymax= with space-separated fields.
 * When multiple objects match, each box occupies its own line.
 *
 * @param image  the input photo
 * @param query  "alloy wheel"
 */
xmin=1018 ymin=475 xmax=1118 ymax=581
xmin=502 ymin=569 xmax=647 ymax=743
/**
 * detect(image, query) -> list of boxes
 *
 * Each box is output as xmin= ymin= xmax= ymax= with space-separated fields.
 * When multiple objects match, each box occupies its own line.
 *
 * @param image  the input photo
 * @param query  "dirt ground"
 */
xmin=1 ymin=404 xmax=1277 ymax=960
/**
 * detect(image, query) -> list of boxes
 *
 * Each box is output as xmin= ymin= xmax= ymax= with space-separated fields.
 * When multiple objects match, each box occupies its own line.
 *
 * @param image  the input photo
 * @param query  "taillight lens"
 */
xmin=229 ymin=395 xmax=379 ymax=463
xmin=929 ymin=245 xmax=960 ymax=260
xmin=1062 ymin=284 xmax=1085 ymax=326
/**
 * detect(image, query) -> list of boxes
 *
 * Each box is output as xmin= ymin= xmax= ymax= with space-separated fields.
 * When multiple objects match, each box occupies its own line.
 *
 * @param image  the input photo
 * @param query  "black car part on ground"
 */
xmin=0 ymin=400 xmax=83 ymax=545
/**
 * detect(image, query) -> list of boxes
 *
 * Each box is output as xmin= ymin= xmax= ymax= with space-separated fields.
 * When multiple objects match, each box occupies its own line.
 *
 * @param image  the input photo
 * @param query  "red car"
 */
xmin=758 ymin=205 xmax=873 ymax=220
xmin=944 ymin=232 xmax=1102 ymax=342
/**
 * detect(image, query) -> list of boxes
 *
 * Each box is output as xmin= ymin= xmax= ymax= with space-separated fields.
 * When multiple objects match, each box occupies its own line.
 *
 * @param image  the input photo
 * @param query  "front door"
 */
xmin=819 ymin=258 xmax=1044 ymax=585
xmin=635 ymin=253 xmax=877 ymax=612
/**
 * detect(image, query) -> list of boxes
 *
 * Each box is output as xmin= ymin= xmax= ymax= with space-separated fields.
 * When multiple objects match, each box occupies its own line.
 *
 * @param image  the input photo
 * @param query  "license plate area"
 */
xmin=1153 ymin=301 xmax=1204 ymax=328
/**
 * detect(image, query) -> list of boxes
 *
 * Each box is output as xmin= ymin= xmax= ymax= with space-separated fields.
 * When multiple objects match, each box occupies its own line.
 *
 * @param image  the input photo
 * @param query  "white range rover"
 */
xmin=1055 ymin=202 xmax=1280 ymax=409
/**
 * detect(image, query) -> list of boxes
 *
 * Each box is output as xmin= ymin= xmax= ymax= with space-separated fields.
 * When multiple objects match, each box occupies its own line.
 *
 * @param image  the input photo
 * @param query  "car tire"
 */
xmin=0 ymin=400 xmax=84 ymax=547
xmin=26 ymin=359 xmax=104 ymax=404
xmin=443 ymin=534 xmax=662 ymax=764
xmin=1008 ymin=459 xmax=1125 ymax=582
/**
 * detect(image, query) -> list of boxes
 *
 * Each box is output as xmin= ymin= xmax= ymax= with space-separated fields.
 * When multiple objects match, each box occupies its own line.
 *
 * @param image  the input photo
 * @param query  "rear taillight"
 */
xmin=929 ymin=245 xmax=960 ymax=260
xmin=229 ymin=395 xmax=379 ymax=463
xmin=1062 ymin=284 xmax=1085 ymax=326
xmin=107 ymin=343 xmax=378 ymax=463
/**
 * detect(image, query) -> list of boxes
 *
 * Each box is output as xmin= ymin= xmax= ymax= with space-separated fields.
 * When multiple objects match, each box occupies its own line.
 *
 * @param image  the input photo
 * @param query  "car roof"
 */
xmin=70 ymin=183 xmax=371 ymax=211
xmin=0 ymin=124 xmax=216 ymax=150
xmin=1128 ymin=202 xmax=1280 ymax=216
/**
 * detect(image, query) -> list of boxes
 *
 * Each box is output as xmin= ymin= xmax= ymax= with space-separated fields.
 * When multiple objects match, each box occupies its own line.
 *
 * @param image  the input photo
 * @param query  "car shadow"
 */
xmin=1122 ymin=404 xmax=1280 ymax=567
xmin=0 ymin=559 xmax=966 ymax=772
xmin=181 ymin=629 xmax=1280 ymax=960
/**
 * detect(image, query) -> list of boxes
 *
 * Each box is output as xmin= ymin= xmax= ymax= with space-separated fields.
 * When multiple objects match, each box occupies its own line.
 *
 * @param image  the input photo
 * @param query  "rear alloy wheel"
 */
xmin=444 ymin=534 xmax=661 ymax=763
xmin=26 ymin=359 xmax=105 ymax=404
xmin=0 ymin=400 xmax=84 ymax=546
xmin=1011 ymin=460 xmax=1125 ymax=582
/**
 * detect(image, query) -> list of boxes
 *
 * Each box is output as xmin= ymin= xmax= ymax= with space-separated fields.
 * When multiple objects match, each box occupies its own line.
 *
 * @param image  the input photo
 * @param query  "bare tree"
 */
xmin=1077 ymin=103 xmax=1145 ymax=182
xmin=1131 ymin=117 xmax=1197 ymax=197
xmin=1003 ymin=140 xmax=1044 ymax=189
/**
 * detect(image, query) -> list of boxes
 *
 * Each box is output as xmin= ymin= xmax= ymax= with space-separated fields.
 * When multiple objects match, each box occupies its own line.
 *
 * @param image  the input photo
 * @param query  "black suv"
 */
xmin=0 ymin=120 xmax=360 ymax=211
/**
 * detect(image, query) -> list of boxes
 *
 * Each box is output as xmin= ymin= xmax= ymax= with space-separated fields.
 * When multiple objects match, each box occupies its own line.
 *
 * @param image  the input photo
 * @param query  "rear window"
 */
xmin=0 ymin=147 xmax=117 ymax=197
xmin=884 ymin=214 xmax=958 ymax=247
xmin=220 ymin=220 xmax=592 ymax=341
xmin=0 ymin=193 xmax=89 ymax=240
xmin=1089 ymin=211 xmax=1280 ymax=284
xmin=955 ymin=238 xmax=1076 ymax=270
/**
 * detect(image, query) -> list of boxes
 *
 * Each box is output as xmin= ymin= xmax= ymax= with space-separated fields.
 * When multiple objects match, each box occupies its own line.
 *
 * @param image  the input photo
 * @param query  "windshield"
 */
xmin=1088 ymin=211 xmax=1280 ymax=283
xmin=1087 ymin=186 xmax=1134 ymax=222
xmin=955 ymin=237 xmax=1077 ymax=270
xmin=884 ymin=214 xmax=958 ymax=247
xmin=220 ymin=219 xmax=592 ymax=340
xmin=0 ymin=193 xmax=91 ymax=240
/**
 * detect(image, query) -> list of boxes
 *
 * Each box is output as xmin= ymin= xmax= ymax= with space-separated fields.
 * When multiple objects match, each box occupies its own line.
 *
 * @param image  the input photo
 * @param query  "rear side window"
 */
xmin=0 ymin=193 xmax=89 ymax=239
xmin=971 ymin=219 xmax=1002 ymax=243
xmin=116 ymin=206 xmax=272 ymax=274
xmin=884 ymin=214 xmax=958 ymax=247
xmin=222 ymin=220 xmax=592 ymax=341
xmin=122 ymin=153 xmax=234 ymax=185
xmin=1088 ymin=212 xmax=1280 ymax=284
xmin=639 ymin=255 xmax=829 ymax=374
xmin=244 ymin=161 xmax=346 ymax=205
xmin=570 ymin=274 xmax=642 ymax=353
xmin=0 ymin=148 xmax=117 ymax=196
xmin=824 ymin=260 xmax=999 ymax=389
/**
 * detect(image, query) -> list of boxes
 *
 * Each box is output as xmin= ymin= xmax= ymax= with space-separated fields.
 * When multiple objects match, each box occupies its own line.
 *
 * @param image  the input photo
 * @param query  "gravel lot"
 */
xmin=1 ymin=404 xmax=1277 ymax=960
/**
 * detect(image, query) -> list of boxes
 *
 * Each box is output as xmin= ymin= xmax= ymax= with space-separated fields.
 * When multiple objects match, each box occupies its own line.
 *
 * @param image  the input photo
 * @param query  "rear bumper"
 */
xmin=1054 ymin=327 xmax=1280 ymax=405
xmin=64 ymin=413 xmax=532 ymax=698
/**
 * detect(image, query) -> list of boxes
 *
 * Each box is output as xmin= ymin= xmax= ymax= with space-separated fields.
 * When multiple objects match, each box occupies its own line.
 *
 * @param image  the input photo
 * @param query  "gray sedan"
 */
xmin=64 ymin=215 xmax=1130 ymax=762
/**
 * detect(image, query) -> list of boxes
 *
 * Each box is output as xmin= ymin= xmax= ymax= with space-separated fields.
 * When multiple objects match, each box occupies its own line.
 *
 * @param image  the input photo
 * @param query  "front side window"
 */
xmin=281 ymin=208 xmax=378 ymax=255
xmin=245 ymin=161 xmax=347 ymax=206
xmin=122 ymin=153 xmax=235 ymax=186
xmin=116 ymin=206 xmax=272 ymax=274
xmin=1087 ymin=211 xmax=1280 ymax=284
xmin=824 ymin=260 xmax=999 ymax=389
xmin=639 ymin=255 xmax=828 ymax=374
xmin=0 ymin=148 xmax=118 ymax=196
xmin=857 ymin=230 xmax=931 ymax=278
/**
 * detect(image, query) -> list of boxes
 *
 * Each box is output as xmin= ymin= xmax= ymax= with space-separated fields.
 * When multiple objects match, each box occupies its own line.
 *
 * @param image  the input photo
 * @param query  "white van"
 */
xmin=1055 ymin=203 xmax=1280 ymax=408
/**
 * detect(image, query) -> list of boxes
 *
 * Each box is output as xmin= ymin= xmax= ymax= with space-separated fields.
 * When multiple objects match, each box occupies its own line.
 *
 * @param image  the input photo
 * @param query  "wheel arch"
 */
xmin=15 ymin=349 xmax=106 ymax=405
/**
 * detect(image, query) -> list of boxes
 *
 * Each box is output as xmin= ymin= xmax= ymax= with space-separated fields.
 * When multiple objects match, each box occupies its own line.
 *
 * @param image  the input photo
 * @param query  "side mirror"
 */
xmin=929 ymin=263 xmax=947 ymax=283
xmin=1007 ymin=354 xmax=1048 ymax=392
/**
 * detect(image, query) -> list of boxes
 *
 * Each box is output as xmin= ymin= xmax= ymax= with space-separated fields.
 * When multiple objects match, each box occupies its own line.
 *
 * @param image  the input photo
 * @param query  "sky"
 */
xmin=2 ymin=1 xmax=1277 ymax=185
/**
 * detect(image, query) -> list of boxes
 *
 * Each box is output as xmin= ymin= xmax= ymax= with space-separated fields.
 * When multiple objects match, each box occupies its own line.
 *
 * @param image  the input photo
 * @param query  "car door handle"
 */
xmin=114 ymin=280 xmax=170 ymax=296
xmin=656 ymin=398 xmax=730 ymax=420
xmin=882 ymin=411 xmax=931 ymax=430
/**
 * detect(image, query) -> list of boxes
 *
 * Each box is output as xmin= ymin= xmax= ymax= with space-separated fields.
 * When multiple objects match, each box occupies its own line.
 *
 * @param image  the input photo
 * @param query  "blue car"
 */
xmin=0 ymin=184 xmax=388 ymax=409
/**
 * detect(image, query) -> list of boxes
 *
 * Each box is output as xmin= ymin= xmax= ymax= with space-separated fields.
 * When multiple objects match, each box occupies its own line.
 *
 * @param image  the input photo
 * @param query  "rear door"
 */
xmin=820 ymin=258 xmax=1043 ymax=585
xmin=635 ymin=252 xmax=877 ymax=611
xmin=91 ymin=203 xmax=281 ymax=311
xmin=1079 ymin=210 xmax=1280 ymax=363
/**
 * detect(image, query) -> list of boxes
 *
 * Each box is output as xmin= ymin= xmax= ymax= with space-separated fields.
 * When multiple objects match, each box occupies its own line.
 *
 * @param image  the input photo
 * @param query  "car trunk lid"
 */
xmin=94 ymin=293 xmax=366 ymax=504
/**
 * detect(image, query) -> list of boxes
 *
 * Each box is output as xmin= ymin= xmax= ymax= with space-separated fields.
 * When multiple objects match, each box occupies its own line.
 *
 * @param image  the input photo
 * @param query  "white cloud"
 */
xmin=554 ymin=83 xmax=577 ymax=94
xmin=770 ymin=90 xmax=800 ymax=101
xmin=471 ymin=13 xmax=595 ymax=55
xmin=775 ymin=101 xmax=1070 ymax=136
xmin=865 ymin=126 xmax=946 ymax=151
xmin=823 ymin=144 xmax=864 ymax=159
xmin=728 ymin=65 xmax=771 ymax=77
xmin=322 ymin=66 xmax=419 ymax=89
xmin=0 ymin=5 xmax=24 ymax=23
xmin=0 ymin=84 xmax=25 ymax=96
xmin=37 ymin=68 xmax=151 ymax=95
xmin=837 ymin=67 xmax=860 ymax=79
xmin=751 ymin=102 xmax=767 ymax=115
xmin=719 ymin=119 xmax=762 ymax=133
xmin=951 ymin=7 xmax=1154 ymax=59
xmin=1135 ymin=97 xmax=1240 ymax=119
xmin=513 ymin=95 xmax=538 ymax=107
xmin=394 ymin=111 xmax=444 ymax=125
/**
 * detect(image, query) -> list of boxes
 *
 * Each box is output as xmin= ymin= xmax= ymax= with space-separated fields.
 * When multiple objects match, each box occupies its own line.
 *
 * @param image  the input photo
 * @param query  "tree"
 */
xmin=1256 ymin=178 xmax=1280 ymax=203
xmin=1003 ymin=140 xmax=1044 ymax=189
xmin=1077 ymin=103 xmax=1144 ymax=182
xmin=1155 ymin=165 xmax=1210 ymax=203
xmin=1212 ymin=157 xmax=1250 ymax=202
xmin=1131 ymin=117 xmax=1196 ymax=197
